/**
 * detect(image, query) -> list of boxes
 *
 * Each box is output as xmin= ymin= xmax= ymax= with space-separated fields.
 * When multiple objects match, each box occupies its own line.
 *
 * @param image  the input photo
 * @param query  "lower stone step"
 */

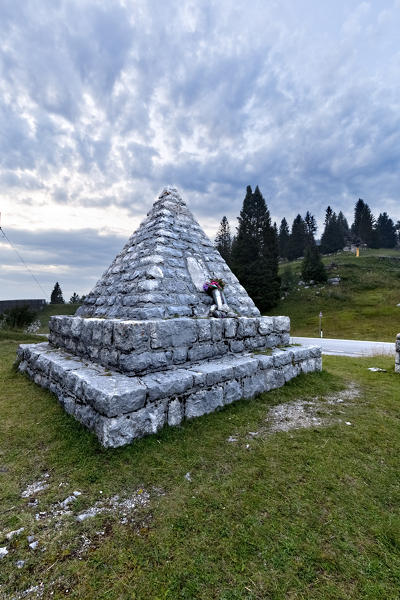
xmin=17 ymin=342 xmax=322 ymax=448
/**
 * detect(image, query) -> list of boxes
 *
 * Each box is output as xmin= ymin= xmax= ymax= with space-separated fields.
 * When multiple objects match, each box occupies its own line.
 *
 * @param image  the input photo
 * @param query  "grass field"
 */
xmin=270 ymin=248 xmax=400 ymax=341
xmin=1 ymin=333 xmax=400 ymax=599
xmin=35 ymin=304 xmax=81 ymax=333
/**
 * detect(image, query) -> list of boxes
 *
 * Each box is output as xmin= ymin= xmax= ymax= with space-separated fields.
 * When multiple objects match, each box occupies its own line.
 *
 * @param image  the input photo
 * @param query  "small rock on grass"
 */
xmin=368 ymin=367 xmax=387 ymax=372
xmin=6 ymin=527 xmax=24 ymax=540
xmin=184 ymin=472 xmax=192 ymax=482
xmin=0 ymin=547 xmax=8 ymax=559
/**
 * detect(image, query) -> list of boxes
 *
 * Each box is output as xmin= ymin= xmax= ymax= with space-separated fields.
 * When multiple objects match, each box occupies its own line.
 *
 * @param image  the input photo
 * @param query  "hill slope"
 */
xmin=269 ymin=248 xmax=400 ymax=342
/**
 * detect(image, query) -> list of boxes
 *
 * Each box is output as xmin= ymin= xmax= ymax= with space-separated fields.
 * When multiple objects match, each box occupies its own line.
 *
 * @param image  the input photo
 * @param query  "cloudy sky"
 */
xmin=1 ymin=0 xmax=399 ymax=301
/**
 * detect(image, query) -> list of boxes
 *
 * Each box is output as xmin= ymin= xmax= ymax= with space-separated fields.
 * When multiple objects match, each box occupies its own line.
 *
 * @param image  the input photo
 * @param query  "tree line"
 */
xmin=215 ymin=189 xmax=399 ymax=312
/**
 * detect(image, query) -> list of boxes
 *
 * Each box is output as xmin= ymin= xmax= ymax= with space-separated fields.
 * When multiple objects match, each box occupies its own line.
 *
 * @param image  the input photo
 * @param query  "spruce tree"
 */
xmin=337 ymin=211 xmax=350 ymax=244
xmin=374 ymin=212 xmax=397 ymax=248
xmin=70 ymin=292 xmax=80 ymax=304
xmin=287 ymin=215 xmax=307 ymax=260
xmin=304 ymin=211 xmax=317 ymax=242
xmin=50 ymin=282 xmax=65 ymax=304
xmin=215 ymin=216 xmax=232 ymax=264
xmin=301 ymin=242 xmax=327 ymax=283
xmin=231 ymin=185 xmax=280 ymax=311
xmin=351 ymin=199 xmax=374 ymax=246
xmin=320 ymin=207 xmax=344 ymax=254
xmin=278 ymin=218 xmax=290 ymax=259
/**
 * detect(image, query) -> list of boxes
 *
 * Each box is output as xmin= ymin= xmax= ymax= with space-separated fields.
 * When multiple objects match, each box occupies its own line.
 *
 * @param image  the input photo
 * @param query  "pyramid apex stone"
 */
xmin=156 ymin=186 xmax=186 ymax=205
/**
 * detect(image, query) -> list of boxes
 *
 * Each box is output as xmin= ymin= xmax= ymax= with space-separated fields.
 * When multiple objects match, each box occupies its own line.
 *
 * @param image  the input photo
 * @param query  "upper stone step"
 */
xmin=76 ymin=187 xmax=260 ymax=320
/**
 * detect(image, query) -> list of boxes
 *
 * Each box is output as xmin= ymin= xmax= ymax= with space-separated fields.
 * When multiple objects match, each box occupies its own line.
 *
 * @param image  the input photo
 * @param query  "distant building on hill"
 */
xmin=0 ymin=299 xmax=46 ymax=314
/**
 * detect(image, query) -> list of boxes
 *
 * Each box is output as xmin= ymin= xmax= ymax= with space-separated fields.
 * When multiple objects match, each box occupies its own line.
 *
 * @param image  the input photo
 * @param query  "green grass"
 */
xmin=36 ymin=303 xmax=81 ymax=333
xmin=0 ymin=303 xmax=80 ymax=341
xmin=271 ymin=248 xmax=400 ymax=341
xmin=1 ymin=336 xmax=400 ymax=598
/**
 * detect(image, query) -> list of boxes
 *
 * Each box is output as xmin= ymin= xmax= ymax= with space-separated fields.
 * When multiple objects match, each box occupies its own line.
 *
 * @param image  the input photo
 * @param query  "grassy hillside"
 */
xmin=36 ymin=303 xmax=81 ymax=333
xmin=269 ymin=248 xmax=400 ymax=341
xmin=1 ymin=336 xmax=400 ymax=598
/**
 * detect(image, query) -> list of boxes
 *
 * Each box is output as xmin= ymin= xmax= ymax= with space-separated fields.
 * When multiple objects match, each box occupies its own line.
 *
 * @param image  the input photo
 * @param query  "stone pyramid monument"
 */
xmin=17 ymin=187 xmax=321 ymax=447
xmin=76 ymin=186 xmax=259 ymax=321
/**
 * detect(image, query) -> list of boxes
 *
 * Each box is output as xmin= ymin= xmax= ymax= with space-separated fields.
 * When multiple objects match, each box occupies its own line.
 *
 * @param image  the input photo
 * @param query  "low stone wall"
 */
xmin=396 ymin=334 xmax=400 ymax=373
xmin=48 ymin=315 xmax=290 ymax=376
xmin=17 ymin=342 xmax=321 ymax=448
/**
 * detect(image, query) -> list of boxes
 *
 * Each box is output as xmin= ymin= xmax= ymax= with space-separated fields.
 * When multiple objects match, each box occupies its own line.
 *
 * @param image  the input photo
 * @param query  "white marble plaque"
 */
xmin=186 ymin=256 xmax=209 ymax=291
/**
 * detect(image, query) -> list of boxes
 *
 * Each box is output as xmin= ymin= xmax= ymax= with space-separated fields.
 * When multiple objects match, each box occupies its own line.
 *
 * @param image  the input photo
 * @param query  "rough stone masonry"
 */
xmin=17 ymin=187 xmax=322 ymax=447
xmin=396 ymin=334 xmax=400 ymax=373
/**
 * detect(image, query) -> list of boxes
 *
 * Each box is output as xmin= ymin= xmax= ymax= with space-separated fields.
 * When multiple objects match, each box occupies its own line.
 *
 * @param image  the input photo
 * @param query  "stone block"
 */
xmin=280 ymin=332 xmax=290 ymax=345
xmin=192 ymin=359 xmax=235 ymax=386
xmin=242 ymin=374 xmax=266 ymax=398
xmin=113 ymin=321 xmax=149 ymax=352
xmin=282 ymin=363 xmax=299 ymax=382
xmin=119 ymin=352 xmax=152 ymax=374
xmin=149 ymin=318 xmax=197 ymax=349
xmin=257 ymin=354 xmax=274 ymax=369
xmin=230 ymin=339 xmax=245 ymax=353
xmin=172 ymin=347 xmax=188 ymax=363
xmin=185 ymin=388 xmax=224 ymax=418
xmin=223 ymin=380 xmax=242 ymax=405
xmin=76 ymin=368 xmax=147 ymax=417
xmin=188 ymin=343 xmax=216 ymax=362
xmin=138 ymin=279 xmax=161 ymax=292
xmin=273 ymin=350 xmax=293 ymax=367
xmin=142 ymin=369 xmax=194 ymax=402
xmin=223 ymin=318 xmax=238 ymax=338
xmin=237 ymin=318 xmax=257 ymax=338
xmin=273 ymin=316 xmax=290 ymax=333
xmin=258 ymin=317 xmax=274 ymax=335
xmin=70 ymin=317 xmax=83 ymax=338
xmin=99 ymin=400 xmax=168 ymax=448
xmin=232 ymin=356 xmax=258 ymax=378
xmin=210 ymin=319 xmax=224 ymax=342
xmin=263 ymin=334 xmax=280 ymax=348
xmin=63 ymin=394 xmax=99 ymax=431
xmin=196 ymin=320 xmax=212 ymax=342
xmin=300 ymin=359 xmax=316 ymax=374
xmin=292 ymin=347 xmax=313 ymax=362
xmin=166 ymin=306 xmax=192 ymax=317
xmin=167 ymin=399 xmax=184 ymax=426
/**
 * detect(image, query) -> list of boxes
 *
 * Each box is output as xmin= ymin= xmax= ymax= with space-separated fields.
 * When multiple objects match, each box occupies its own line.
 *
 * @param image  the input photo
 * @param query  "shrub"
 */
xmin=3 ymin=305 xmax=37 ymax=329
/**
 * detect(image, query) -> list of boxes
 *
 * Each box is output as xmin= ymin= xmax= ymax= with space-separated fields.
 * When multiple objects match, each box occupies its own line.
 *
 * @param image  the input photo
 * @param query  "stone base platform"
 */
xmin=17 ymin=342 xmax=322 ymax=448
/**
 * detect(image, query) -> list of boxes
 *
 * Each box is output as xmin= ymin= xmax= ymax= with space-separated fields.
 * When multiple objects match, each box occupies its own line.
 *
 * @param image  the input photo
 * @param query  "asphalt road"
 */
xmin=291 ymin=336 xmax=395 ymax=357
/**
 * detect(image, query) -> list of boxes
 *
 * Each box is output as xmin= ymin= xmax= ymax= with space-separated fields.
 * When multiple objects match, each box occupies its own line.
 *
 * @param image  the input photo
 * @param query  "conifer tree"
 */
xmin=287 ymin=214 xmax=307 ymax=260
xmin=50 ymin=282 xmax=65 ymax=304
xmin=215 ymin=216 xmax=232 ymax=264
xmin=278 ymin=218 xmax=290 ymax=259
xmin=304 ymin=211 xmax=317 ymax=242
xmin=324 ymin=206 xmax=333 ymax=225
xmin=351 ymin=199 xmax=375 ymax=246
xmin=70 ymin=292 xmax=80 ymax=304
xmin=320 ymin=207 xmax=345 ymax=254
xmin=301 ymin=242 xmax=327 ymax=283
xmin=231 ymin=185 xmax=280 ymax=311
xmin=374 ymin=212 xmax=397 ymax=248
xmin=337 ymin=211 xmax=350 ymax=243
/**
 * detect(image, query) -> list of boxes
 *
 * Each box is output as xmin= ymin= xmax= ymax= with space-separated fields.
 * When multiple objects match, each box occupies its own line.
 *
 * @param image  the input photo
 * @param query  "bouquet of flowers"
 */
xmin=203 ymin=278 xmax=225 ymax=296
